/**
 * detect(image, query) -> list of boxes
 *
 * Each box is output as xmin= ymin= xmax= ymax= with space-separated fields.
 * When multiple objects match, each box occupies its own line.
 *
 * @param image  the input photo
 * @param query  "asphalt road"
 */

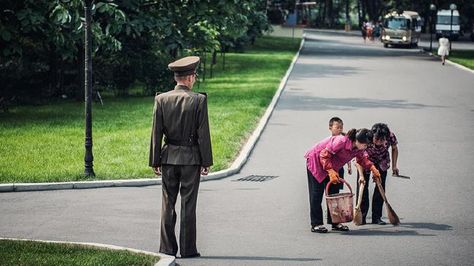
xmin=1 ymin=31 xmax=474 ymax=265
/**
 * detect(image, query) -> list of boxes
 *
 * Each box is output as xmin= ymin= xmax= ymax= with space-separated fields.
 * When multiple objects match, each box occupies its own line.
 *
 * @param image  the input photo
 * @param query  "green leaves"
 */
xmin=1 ymin=0 xmax=270 ymax=102
xmin=50 ymin=4 xmax=72 ymax=24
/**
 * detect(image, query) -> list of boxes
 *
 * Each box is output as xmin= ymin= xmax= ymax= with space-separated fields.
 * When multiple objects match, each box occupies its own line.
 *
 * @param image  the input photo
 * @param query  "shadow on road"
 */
xmin=185 ymin=255 xmax=321 ymax=262
xmin=302 ymin=38 xmax=423 ymax=58
xmin=344 ymin=228 xmax=435 ymax=237
xmin=277 ymin=95 xmax=445 ymax=111
xmin=290 ymin=63 xmax=360 ymax=78
xmin=399 ymin=222 xmax=453 ymax=231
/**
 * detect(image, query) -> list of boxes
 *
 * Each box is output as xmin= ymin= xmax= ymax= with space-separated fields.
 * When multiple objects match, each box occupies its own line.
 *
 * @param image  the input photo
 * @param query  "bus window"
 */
xmin=385 ymin=18 xmax=408 ymax=29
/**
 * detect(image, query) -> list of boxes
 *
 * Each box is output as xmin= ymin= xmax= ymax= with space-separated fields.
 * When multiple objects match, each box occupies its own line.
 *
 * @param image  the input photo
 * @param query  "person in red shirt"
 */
xmin=357 ymin=123 xmax=399 ymax=225
xmin=305 ymin=128 xmax=380 ymax=233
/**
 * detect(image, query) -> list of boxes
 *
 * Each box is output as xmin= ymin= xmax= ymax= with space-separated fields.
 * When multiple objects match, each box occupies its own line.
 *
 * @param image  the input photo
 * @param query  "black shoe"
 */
xmin=311 ymin=225 xmax=328 ymax=233
xmin=372 ymin=218 xmax=387 ymax=225
xmin=332 ymin=224 xmax=350 ymax=231
xmin=181 ymin=253 xmax=201 ymax=258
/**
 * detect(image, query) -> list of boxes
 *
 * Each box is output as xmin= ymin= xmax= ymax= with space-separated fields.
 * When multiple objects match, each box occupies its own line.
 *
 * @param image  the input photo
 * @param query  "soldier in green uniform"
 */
xmin=149 ymin=56 xmax=213 ymax=258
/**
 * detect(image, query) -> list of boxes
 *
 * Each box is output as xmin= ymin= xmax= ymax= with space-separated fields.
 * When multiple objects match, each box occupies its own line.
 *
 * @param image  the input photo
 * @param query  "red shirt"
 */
xmin=305 ymin=135 xmax=373 ymax=183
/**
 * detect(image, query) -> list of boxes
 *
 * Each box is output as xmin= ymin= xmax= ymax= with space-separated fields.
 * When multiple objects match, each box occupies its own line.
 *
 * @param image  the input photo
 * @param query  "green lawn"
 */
xmin=0 ymin=36 xmax=301 ymax=183
xmin=0 ymin=239 xmax=159 ymax=266
xmin=449 ymin=50 xmax=474 ymax=70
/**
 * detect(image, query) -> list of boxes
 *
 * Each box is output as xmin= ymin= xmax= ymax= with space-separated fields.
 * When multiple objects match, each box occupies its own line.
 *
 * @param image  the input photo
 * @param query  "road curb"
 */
xmin=0 ymin=38 xmax=304 ymax=193
xmin=0 ymin=178 xmax=162 ymax=192
xmin=0 ymin=237 xmax=175 ymax=266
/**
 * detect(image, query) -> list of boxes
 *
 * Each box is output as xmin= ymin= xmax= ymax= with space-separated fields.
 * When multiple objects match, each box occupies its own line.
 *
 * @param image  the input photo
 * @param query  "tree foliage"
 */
xmin=0 ymin=0 xmax=270 ymax=103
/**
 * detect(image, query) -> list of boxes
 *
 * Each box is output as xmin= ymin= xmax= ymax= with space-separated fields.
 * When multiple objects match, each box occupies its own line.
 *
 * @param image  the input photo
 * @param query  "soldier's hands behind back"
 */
xmin=201 ymin=167 xmax=209 ymax=176
xmin=153 ymin=167 xmax=161 ymax=176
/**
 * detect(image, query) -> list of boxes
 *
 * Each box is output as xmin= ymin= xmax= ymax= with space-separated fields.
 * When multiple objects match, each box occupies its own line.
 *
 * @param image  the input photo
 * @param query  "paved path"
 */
xmin=1 ymin=31 xmax=474 ymax=265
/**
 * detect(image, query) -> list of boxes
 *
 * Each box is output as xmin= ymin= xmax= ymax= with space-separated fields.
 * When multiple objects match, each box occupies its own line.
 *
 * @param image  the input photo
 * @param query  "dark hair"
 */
xmin=371 ymin=123 xmax=390 ymax=141
xmin=346 ymin=128 xmax=372 ymax=144
xmin=329 ymin=117 xmax=343 ymax=126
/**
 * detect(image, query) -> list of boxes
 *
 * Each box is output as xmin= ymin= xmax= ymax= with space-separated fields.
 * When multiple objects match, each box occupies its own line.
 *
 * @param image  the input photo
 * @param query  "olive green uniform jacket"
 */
xmin=149 ymin=85 xmax=213 ymax=167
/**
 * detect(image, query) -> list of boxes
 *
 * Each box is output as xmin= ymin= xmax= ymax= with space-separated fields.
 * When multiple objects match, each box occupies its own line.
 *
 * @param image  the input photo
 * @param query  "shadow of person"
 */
xmin=399 ymin=222 xmax=452 ymax=231
xmin=343 ymin=226 xmax=435 ymax=237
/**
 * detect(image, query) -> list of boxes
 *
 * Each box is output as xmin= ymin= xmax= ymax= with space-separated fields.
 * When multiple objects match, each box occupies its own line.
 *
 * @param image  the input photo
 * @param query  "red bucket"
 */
xmin=325 ymin=178 xmax=354 ymax=224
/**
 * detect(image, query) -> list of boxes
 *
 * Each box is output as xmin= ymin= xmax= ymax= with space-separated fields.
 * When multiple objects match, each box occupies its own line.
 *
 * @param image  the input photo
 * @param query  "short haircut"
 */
xmin=174 ymin=75 xmax=190 ymax=82
xmin=371 ymin=123 xmax=390 ymax=140
xmin=329 ymin=117 xmax=343 ymax=126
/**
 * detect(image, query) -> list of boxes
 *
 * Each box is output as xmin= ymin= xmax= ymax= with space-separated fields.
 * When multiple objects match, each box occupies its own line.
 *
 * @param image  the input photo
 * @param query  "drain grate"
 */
xmin=234 ymin=175 xmax=278 ymax=182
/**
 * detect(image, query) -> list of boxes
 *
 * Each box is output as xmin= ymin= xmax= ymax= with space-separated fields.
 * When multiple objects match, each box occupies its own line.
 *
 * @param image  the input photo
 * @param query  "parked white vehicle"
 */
xmin=435 ymin=9 xmax=460 ymax=40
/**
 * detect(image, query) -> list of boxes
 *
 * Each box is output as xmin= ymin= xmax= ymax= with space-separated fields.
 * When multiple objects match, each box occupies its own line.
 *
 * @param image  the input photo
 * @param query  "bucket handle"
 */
xmin=325 ymin=178 xmax=353 ymax=196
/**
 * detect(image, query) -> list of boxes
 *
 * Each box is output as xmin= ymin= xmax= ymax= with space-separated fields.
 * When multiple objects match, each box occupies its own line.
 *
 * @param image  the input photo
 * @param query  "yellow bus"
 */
xmin=381 ymin=11 xmax=422 ymax=48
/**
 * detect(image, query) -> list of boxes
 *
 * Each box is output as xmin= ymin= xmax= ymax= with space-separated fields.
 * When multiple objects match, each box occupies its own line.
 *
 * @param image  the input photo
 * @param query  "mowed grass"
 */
xmin=449 ymin=49 xmax=474 ymax=70
xmin=0 ymin=36 xmax=301 ymax=183
xmin=0 ymin=239 xmax=159 ymax=266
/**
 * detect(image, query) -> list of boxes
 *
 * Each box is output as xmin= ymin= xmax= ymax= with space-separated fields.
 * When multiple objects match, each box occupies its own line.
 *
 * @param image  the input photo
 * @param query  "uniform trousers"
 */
xmin=160 ymin=164 xmax=201 ymax=256
xmin=307 ymin=168 xmax=340 ymax=226
xmin=356 ymin=164 xmax=387 ymax=222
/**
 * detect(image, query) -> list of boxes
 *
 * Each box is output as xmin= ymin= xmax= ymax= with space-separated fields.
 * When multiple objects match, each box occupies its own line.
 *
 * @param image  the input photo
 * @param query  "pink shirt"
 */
xmin=304 ymin=135 xmax=373 ymax=183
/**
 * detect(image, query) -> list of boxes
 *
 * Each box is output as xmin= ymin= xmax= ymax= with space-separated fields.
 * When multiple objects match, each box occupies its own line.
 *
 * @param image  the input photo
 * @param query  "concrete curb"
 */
xmin=0 ymin=237 xmax=175 ymax=266
xmin=0 ymin=178 xmax=162 ymax=192
xmin=420 ymin=48 xmax=474 ymax=75
xmin=0 ymin=38 xmax=305 ymax=193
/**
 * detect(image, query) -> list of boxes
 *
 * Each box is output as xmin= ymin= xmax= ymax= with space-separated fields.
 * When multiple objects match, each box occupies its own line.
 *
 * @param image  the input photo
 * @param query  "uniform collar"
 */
xmin=175 ymin=84 xmax=191 ymax=91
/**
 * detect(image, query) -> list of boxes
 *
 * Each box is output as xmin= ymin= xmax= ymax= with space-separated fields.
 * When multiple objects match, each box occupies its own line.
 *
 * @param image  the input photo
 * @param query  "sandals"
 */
xmin=311 ymin=225 xmax=328 ymax=233
xmin=332 ymin=224 xmax=350 ymax=231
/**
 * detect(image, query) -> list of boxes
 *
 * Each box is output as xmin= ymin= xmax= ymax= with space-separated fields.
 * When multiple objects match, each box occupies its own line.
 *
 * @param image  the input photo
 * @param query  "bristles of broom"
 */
xmin=375 ymin=179 xmax=400 ymax=226
xmin=385 ymin=202 xmax=400 ymax=226
xmin=353 ymin=182 xmax=365 ymax=226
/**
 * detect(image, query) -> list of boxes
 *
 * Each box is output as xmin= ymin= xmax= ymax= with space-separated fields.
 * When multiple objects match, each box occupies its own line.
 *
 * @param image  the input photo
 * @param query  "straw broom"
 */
xmin=353 ymin=182 xmax=365 ymax=226
xmin=375 ymin=178 xmax=400 ymax=226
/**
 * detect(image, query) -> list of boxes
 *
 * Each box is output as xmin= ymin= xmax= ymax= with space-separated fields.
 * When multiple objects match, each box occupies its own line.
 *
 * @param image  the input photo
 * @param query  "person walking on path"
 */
xmin=305 ymin=128 xmax=381 ymax=233
xmin=357 ymin=123 xmax=399 ymax=225
xmin=149 ymin=56 xmax=213 ymax=258
xmin=438 ymin=34 xmax=450 ymax=65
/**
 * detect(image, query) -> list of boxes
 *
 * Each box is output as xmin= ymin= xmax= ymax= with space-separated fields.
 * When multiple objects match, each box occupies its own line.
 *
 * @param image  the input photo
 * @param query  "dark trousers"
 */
xmin=160 ymin=165 xmax=201 ymax=256
xmin=338 ymin=167 xmax=345 ymax=190
xmin=356 ymin=165 xmax=387 ymax=222
xmin=307 ymin=168 xmax=340 ymax=226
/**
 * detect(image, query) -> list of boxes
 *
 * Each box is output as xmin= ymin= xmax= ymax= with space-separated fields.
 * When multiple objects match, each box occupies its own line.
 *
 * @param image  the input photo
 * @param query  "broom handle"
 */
xmin=356 ymin=182 xmax=365 ymax=208
xmin=375 ymin=178 xmax=389 ymax=203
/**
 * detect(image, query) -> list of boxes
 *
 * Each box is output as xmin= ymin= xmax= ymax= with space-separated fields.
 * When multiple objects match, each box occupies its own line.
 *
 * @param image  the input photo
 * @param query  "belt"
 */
xmin=164 ymin=137 xmax=198 ymax=147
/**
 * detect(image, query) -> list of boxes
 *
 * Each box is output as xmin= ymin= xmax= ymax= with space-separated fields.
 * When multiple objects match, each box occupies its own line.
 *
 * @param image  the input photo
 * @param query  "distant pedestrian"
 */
xmin=357 ymin=123 xmax=399 ymax=225
xmin=438 ymin=34 xmax=450 ymax=65
xmin=361 ymin=21 xmax=368 ymax=43
xmin=304 ymin=128 xmax=380 ymax=233
xmin=149 ymin=56 xmax=213 ymax=258
xmin=328 ymin=117 xmax=352 ymax=188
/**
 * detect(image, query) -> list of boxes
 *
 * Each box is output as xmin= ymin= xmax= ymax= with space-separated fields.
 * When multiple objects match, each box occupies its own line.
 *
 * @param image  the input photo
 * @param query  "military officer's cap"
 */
xmin=168 ymin=56 xmax=200 ymax=77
